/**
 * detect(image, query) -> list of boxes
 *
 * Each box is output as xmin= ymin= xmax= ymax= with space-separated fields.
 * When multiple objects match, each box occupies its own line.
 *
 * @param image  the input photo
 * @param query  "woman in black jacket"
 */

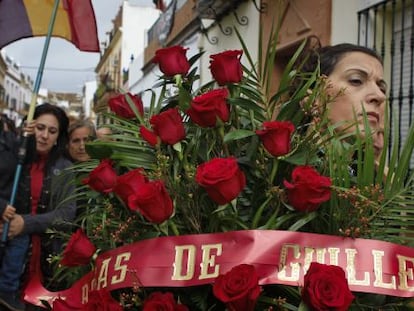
xmin=0 ymin=104 xmax=76 ymax=310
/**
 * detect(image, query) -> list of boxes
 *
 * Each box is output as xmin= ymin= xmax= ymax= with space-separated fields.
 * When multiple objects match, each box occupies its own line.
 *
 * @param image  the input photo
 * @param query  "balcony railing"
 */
xmin=196 ymin=0 xmax=244 ymax=20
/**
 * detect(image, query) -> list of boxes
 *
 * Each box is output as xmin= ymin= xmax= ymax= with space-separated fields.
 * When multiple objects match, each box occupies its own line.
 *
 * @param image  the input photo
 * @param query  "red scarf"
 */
xmin=28 ymin=156 xmax=47 ymax=278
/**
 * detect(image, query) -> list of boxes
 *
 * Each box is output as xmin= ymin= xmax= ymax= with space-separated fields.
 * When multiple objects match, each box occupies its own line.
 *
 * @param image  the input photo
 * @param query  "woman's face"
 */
xmin=68 ymin=126 xmax=92 ymax=162
xmin=35 ymin=113 xmax=60 ymax=155
xmin=326 ymin=51 xmax=387 ymax=156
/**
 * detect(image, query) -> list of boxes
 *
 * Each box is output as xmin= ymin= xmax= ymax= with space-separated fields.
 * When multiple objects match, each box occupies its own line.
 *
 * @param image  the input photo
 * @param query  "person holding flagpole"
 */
xmin=0 ymin=0 xmax=99 ymax=308
xmin=0 ymin=104 xmax=75 ymax=311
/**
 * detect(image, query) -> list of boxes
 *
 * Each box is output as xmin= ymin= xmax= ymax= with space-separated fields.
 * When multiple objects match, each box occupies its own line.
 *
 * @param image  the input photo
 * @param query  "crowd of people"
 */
xmin=0 ymin=106 xmax=109 ymax=311
xmin=0 ymin=40 xmax=386 ymax=310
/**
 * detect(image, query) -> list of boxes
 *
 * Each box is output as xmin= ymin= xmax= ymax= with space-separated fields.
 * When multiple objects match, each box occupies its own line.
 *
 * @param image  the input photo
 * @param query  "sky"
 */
xmin=1 ymin=0 xmax=142 ymax=94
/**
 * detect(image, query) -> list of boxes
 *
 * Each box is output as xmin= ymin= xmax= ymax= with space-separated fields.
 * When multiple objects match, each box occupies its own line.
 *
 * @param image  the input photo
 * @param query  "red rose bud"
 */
xmin=140 ymin=125 xmax=159 ymax=147
xmin=213 ymin=264 xmax=261 ymax=311
xmin=150 ymin=108 xmax=186 ymax=145
xmin=196 ymin=157 xmax=246 ymax=205
xmin=187 ymin=88 xmax=230 ymax=128
xmin=108 ymin=92 xmax=144 ymax=119
xmin=82 ymin=159 xmax=117 ymax=194
xmin=302 ymin=262 xmax=354 ymax=311
xmin=209 ymin=50 xmax=243 ymax=85
xmin=83 ymin=289 xmax=123 ymax=311
xmin=114 ymin=168 xmax=148 ymax=204
xmin=143 ymin=292 xmax=189 ymax=311
xmin=128 ymin=180 xmax=174 ymax=224
xmin=153 ymin=45 xmax=190 ymax=77
xmin=283 ymin=165 xmax=331 ymax=212
xmin=256 ymin=121 xmax=295 ymax=157
xmin=60 ymin=229 xmax=97 ymax=267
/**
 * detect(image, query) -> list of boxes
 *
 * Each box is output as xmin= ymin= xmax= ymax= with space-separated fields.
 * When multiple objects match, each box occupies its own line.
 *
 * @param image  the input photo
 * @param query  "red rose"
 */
xmin=302 ymin=262 xmax=354 ymax=311
xmin=213 ymin=264 xmax=261 ymax=311
xmin=150 ymin=108 xmax=186 ymax=145
xmin=114 ymin=168 xmax=147 ymax=204
xmin=283 ymin=165 xmax=331 ymax=212
xmin=256 ymin=121 xmax=295 ymax=157
xmin=196 ymin=157 xmax=246 ymax=205
xmin=52 ymin=297 xmax=82 ymax=311
xmin=187 ymin=88 xmax=230 ymax=127
xmin=82 ymin=159 xmax=117 ymax=194
xmin=82 ymin=289 xmax=123 ymax=311
xmin=143 ymin=292 xmax=189 ymax=311
xmin=209 ymin=50 xmax=243 ymax=85
xmin=108 ymin=92 xmax=144 ymax=119
xmin=153 ymin=45 xmax=190 ymax=77
xmin=140 ymin=125 xmax=159 ymax=147
xmin=61 ymin=229 xmax=96 ymax=267
xmin=128 ymin=180 xmax=174 ymax=224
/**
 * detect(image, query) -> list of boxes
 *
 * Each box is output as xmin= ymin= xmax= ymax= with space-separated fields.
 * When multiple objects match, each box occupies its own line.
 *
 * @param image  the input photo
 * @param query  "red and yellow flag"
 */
xmin=0 ymin=0 xmax=99 ymax=52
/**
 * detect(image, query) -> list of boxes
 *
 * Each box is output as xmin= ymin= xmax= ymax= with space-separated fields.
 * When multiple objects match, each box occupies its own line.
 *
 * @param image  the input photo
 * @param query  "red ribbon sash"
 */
xmin=24 ymin=230 xmax=414 ymax=307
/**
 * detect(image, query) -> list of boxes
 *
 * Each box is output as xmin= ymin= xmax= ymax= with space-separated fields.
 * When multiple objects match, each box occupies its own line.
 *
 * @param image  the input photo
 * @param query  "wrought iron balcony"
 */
xmin=196 ymin=0 xmax=245 ymax=21
xmin=196 ymin=0 xmax=251 ymax=45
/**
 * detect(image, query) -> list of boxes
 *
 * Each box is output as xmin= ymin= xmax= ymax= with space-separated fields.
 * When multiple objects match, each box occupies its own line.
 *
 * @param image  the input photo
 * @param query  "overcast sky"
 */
xmin=1 ymin=0 xmax=149 ymax=94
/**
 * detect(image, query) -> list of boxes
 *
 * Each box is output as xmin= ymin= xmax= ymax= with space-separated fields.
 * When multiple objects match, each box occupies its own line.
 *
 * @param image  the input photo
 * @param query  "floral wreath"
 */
xmin=42 ymin=28 xmax=414 ymax=311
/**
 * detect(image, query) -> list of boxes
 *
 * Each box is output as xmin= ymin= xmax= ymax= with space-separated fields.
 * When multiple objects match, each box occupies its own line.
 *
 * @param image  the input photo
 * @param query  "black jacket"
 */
xmin=16 ymin=156 xmax=76 ymax=288
xmin=16 ymin=156 xmax=76 ymax=235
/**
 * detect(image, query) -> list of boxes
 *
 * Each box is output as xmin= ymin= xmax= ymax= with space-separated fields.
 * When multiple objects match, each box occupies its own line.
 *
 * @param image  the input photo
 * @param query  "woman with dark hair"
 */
xmin=297 ymin=41 xmax=386 ymax=160
xmin=0 ymin=103 xmax=76 ymax=310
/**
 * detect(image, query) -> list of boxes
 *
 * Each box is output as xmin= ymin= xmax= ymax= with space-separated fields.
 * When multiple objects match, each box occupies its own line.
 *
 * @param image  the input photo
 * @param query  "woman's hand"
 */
xmin=1 ymin=205 xmax=16 ymax=222
xmin=0 ymin=214 xmax=24 ymax=239
xmin=22 ymin=120 xmax=36 ymax=136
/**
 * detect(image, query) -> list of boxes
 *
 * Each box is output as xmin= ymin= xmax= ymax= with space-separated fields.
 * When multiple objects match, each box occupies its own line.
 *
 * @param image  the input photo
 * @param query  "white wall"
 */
xmin=83 ymin=80 xmax=97 ymax=118
xmin=331 ymin=0 xmax=385 ymax=45
xmin=198 ymin=1 xmax=260 ymax=84
xmin=121 ymin=3 xmax=160 ymax=72
xmin=331 ymin=0 xmax=359 ymax=45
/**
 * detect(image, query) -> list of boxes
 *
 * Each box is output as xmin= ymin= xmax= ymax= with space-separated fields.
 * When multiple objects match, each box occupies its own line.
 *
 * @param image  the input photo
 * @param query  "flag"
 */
xmin=0 ymin=0 xmax=99 ymax=52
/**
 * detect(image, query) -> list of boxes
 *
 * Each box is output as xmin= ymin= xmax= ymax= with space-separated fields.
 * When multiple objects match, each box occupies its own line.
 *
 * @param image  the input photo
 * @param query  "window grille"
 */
xmin=358 ymin=0 xmax=414 ymax=167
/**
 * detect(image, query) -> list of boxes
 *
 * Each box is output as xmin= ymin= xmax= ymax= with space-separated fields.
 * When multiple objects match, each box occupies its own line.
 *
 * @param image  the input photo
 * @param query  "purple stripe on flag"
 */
xmin=0 ymin=0 xmax=32 ymax=49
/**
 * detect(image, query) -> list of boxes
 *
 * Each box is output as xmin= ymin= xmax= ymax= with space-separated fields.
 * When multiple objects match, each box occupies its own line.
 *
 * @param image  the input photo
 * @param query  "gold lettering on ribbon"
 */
xmin=397 ymin=255 xmax=414 ymax=291
xmin=97 ymin=258 xmax=111 ymax=289
xmin=199 ymin=243 xmax=222 ymax=280
xmin=112 ymin=252 xmax=131 ymax=285
xmin=328 ymin=247 xmax=340 ymax=265
xmin=372 ymin=250 xmax=396 ymax=289
xmin=345 ymin=248 xmax=370 ymax=286
xmin=172 ymin=245 xmax=196 ymax=281
xmin=303 ymin=247 xmax=326 ymax=271
xmin=278 ymin=244 xmax=300 ymax=282
xmin=82 ymin=284 xmax=88 ymax=304
xmin=81 ymin=278 xmax=97 ymax=303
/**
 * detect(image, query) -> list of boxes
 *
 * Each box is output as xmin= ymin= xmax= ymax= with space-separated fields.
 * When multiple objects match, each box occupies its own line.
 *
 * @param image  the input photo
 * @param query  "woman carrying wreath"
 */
xmin=296 ymin=41 xmax=386 ymax=160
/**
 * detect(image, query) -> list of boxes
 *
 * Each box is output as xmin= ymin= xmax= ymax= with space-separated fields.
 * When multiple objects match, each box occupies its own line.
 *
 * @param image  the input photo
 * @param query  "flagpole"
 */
xmin=1 ymin=0 xmax=61 ymax=245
